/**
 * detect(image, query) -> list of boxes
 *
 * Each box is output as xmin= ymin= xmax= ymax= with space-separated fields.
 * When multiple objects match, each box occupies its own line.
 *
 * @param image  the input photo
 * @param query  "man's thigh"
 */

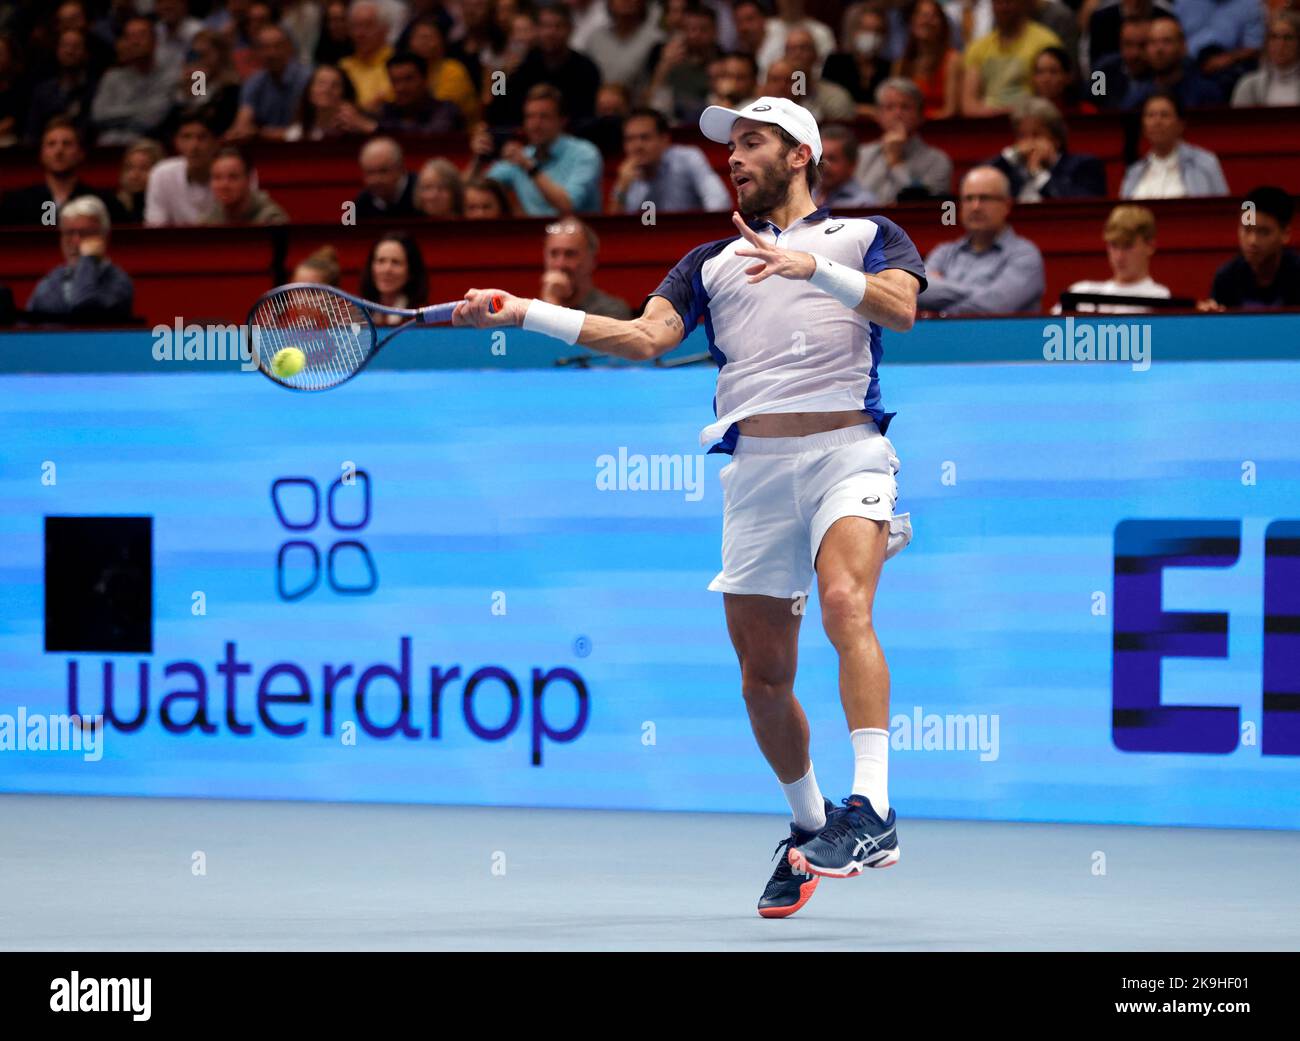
xmin=814 ymin=516 xmax=890 ymax=610
xmin=723 ymin=593 xmax=803 ymax=681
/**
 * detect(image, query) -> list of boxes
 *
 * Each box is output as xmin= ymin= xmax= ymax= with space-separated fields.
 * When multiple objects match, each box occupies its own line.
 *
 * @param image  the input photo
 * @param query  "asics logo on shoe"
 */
xmin=850 ymin=825 xmax=895 ymax=858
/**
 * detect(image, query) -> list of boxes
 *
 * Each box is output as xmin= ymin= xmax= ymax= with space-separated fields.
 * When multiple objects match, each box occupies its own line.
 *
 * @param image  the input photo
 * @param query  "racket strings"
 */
xmin=251 ymin=286 xmax=373 ymax=390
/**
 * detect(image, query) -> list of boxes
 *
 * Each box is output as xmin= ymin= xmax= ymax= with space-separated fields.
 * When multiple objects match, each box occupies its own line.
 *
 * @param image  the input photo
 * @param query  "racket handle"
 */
xmin=419 ymin=294 xmax=505 ymax=325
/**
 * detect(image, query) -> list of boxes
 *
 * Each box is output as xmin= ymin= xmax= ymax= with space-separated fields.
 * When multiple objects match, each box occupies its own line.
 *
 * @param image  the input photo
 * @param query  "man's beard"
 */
xmin=739 ymin=165 xmax=796 ymax=219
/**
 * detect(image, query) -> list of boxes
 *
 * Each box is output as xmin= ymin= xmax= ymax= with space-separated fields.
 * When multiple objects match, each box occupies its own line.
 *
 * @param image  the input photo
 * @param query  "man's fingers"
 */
xmin=743 ymin=262 xmax=765 ymax=275
xmin=732 ymin=211 xmax=761 ymax=245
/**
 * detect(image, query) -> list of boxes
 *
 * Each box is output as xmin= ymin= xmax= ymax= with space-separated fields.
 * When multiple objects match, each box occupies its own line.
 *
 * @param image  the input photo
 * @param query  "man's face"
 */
xmin=175 ymin=122 xmax=217 ymax=168
xmin=820 ymin=137 xmax=852 ymax=190
xmin=210 ymin=156 xmax=250 ymax=209
xmin=623 ymin=115 xmax=667 ymax=166
xmin=683 ymin=12 xmax=715 ymax=53
xmin=1145 ymin=19 xmax=1183 ymax=73
xmin=992 ymin=0 xmax=1026 ymax=32
xmin=728 ymin=118 xmax=799 ymax=215
xmin=409 ymin=22 xmax=443 ymax=61
xmin=784 ymin=29 xmax=817 ymax=74
xmin=712 ymin=55 xmax=755 ymax=104
xmin=523 ymin=98 xmax=562 ymax=146
xmin=543 ymin=226 xmax=594 ymax=286
xmin=1106 ymin=235 xmax=1153 ymax=281
xmin=121 ymin=18 xmax=155 ymax=62
xmin=763 ymin=59 xmax=798 ymax=99
xmin=1031 ymin=53 xmax=1068 ymax=100
xmin=960 ymin=170 xmax=1011 ymax=235
xmin=57 ymin=2 xmax=87 ymax=34
xmin=537 ymin=10 xmax=569 ymax=52
xmin=256 ymin=28 xmax=293 ymax=74
xmin=60 ymin=213 xmax=101 ymax=263
xmin=56 ymin=29 xmax=86 ymax=69
xmin=877 ymin=86 xmax=920 ymax=134
xmin=388 ymin=61 xmax=427 ymax=105
xmin=349 ymin=7 xmax=385 ymax=53
xmin=1266 ymin=18 xmax=1299 ymax=68
xmin=733 ymin=3 xmax=766 ymax=50
xmin=1141 ymin=97 xmax=1180 ymax=150
xmin=361 ymin=148 xmax=404 ymax=199
xmin=42 ymin=127 xmax=83 ymax=175
xmin=1120 ymin=22 xmax=1149 ymax=74
xmin=1239 ymin=212 xmax=1289 ymax=272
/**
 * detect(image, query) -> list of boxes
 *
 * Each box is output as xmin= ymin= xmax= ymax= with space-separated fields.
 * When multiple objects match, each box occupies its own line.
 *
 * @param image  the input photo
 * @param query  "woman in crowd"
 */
xmin=1030 ymin=46 xmax=1097 ymax=116
xmin=893 ymin=0 xmax=960 ymax=120
xmin=462 ymin=176 xmax=513 ymax=219
xmin=291 ymin=244 xmax=342 ymax=285
xmin=107 ymin=138 xmax=164 ymax=224
xmin=1232 ymin=11 xmax=1300 ymax=107
xmin=284 ymin=64 xmax=370 ymax=140
xmin=359 ymin=232 xmax=428 ymax=324
xmin=415 ymin=158 xmax=465 ymax=219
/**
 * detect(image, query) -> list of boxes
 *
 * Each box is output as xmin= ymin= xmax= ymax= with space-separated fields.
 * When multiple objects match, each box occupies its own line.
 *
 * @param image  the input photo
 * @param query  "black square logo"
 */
xmin=44 ymin=516 xmax=153 ymax=654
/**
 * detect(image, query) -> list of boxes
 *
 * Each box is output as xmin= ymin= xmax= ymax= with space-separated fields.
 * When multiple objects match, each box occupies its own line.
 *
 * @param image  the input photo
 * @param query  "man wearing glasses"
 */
xmin=27 ymin=194 xmax=134 ymax=320
xmin=916 ymin=165 xmax=1046 ymax=315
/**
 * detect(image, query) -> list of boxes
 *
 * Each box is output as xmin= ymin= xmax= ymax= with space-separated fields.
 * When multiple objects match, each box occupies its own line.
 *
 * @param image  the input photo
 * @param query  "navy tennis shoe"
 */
xmin=788 ymin=795 xmax=899 ymax=877
xmin=757 ymin=798 xmax=837 ymax=919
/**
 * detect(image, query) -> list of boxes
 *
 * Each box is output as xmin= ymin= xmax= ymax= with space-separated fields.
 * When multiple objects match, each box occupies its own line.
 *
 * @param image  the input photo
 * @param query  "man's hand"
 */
xmin=78 ymin=235 xmax=106 ymax=259
xmin=452 ymin=288 xmax=527 ymax=328
xmin=881 ymin=128 xmax=907 ymax=167
xmin=500 ymin=140 xmax=533 ymax=172
xmin=731 ymin=211 xmax=815 ymax=283
xmin=539 ymin=270 xmax=572 ymax=304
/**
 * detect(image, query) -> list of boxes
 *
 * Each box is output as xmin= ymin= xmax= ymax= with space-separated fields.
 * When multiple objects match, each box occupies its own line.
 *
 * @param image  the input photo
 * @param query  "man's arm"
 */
xmin=453 ymin=291 xmax=686 ymax=362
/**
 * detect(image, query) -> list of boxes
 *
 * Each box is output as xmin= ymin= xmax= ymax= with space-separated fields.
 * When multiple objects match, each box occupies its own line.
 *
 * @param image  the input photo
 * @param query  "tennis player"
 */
xmin=454 ymin=97 xmax=926 ymax=919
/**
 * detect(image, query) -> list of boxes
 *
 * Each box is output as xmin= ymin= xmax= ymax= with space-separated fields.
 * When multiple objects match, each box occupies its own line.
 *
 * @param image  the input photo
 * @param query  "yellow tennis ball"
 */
xmin=271 ymin=346 xmax=306 ymax=378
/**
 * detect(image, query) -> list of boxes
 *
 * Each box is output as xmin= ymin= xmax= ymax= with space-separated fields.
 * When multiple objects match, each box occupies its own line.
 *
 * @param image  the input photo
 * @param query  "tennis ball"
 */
xmin=271 ymin=346 xmax=306 ymax=379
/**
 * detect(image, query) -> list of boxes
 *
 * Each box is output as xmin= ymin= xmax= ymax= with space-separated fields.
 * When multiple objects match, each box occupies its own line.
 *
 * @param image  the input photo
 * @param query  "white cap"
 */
xmin=698 ymin=96 xmax=823 ymax=164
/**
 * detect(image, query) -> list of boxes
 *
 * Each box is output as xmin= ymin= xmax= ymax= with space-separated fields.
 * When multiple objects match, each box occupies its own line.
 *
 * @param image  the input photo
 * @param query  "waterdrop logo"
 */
xmin=272 ymin=471 xmax=377 ymax=600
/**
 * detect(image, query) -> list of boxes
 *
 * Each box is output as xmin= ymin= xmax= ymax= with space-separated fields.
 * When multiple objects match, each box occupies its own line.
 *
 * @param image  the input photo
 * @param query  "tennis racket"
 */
xmin=246 ymin=282 xmax=501 ymax=391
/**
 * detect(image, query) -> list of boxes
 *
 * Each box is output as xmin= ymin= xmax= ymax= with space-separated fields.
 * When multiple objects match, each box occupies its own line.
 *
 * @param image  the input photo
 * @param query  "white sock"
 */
xmin=850 ymin=728 xmax=890 ymax=817
xmin=780 ymin=762 xmax=826 ymax=833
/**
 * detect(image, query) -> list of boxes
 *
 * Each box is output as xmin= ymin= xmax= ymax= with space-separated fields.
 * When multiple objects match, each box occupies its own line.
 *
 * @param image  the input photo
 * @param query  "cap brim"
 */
xmin=699 ymin=105 xmax=745 ymax=145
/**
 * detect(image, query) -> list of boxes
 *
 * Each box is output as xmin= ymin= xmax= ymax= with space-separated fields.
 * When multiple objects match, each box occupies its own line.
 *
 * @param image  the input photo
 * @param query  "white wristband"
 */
xmin=807 ymin=252 xmax=868 ymax=309
xmin=522 ymin=299 xmax=586 ymax=344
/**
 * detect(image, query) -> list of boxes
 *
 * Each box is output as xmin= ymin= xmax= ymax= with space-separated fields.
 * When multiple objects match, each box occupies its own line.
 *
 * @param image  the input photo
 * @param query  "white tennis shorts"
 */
xmin=708 ymin=423 xmax=912 ymax=599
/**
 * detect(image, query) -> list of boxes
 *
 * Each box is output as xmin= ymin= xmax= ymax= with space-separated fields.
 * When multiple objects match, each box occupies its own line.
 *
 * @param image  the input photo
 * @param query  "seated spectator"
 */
xmin=166 ymin=28 xmax=241 ymax=138
xmin=226 ymin=25 xmax=312 ymax=140
xmin=917 ymin=165 xmax=1045 ymax=314
xmin=814 ymin=124 xmax=878 ymax=209
xmin=1231 ymin=12 xmax=1300 ymax=108
xmin=1180 ymin=0 xmax=1264 ymax=90
xmin=1204 ymin=185 xmax=1300 ymax=310
xmin=1093 ymin=15 xmax=1152 ymax=110
xmin=230 ymin=2 xmax=279 ymax=80
xmin=961 ymin=0 xmax=1062 ymax=117
xmin=476 ymin=8 xmax=537 ymax=110
xmin=1031 ymin=45 xmax=1097 ymax=115
xmin=145 ymin=109 xmax=220 ymax=226
xmin=55 ymin=0 xmax=118 ymax=79
xmin=354 ymin=137 xmax=418 ymax=218
xmin=646 ymin=2 xmax=723 ymax=123
xmin=779 ymin=25 xmax=856 ymax=121
xmin=477 ymin=84 xmax=604 ymax=216
xmin=1089 ymin=0 xmax=1173 ymax=72
xmin=201 ymin=148 xmax=288 ymax=225
xmin=1120 ymin=89 xmax=1228 ymax=198
xmin=893 ymin=0 xmax=960 ymax=121
xmin=464 ymin=176 xmax=514 ymax=219
xmin=855 ymin=78 xmax=953 ymax=203
xmin=1121 ymin=14 xmax=1224 ymax=109
xmin=0 ymin=119 xmax=103 ymax=227
xmin=415 ymin=157 xmax=464 ymax=218
xmin=106 ymin=138 xmax=164 ymax=225
xmin=340 ymin=0 xmax=395 ymax=112
xmin=1053 ymin=204 xmax=1172 ymax=313
xmin=292 ymin=244 xmax=342 ymax=286
xmin=27 ymin=195 xmax=134 ymax=321
xmin=153 ymin=0 xmax=203 ymax=82
xmin=609 ymin=106 xmax=732 ymax=214
xmin=359 ymin=231 xmax=428 ymax=323
xmin=539 ymin=219 xmax=632 ymax=319
xmin=581 ymin=0 xmax=664 ymax=93
xmin=755 ymin=0 xmax=836 ymax=76
xmin=989 ymin=98 xmax=1106 ymax=200
xmin=361 ymin=52 xmax=464 ymax=133
xmin=406 ymin=16 xmax=480 ymax=125
xmin=315 ymin=0 xmax=355 ymax=66
xmin=284 ymin=64 xmax=371 ymax=140
xmin=90 ymin=14 xmax=174 ymax=144
xmin=708 ymin=49 xmax=759 ymax=107
xmin=26 ymin=28 xmax=97 ymax=145
xmin=823 ymin=3 xmax=892 ymax=120
xmin=490 ymin=4 xmax=602 ymax=125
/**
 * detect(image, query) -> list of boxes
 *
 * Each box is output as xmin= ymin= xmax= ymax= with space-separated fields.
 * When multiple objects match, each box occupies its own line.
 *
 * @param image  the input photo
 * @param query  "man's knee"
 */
xmin=739 ymin=657 xmax=796 ymax=708
xmin=820 ymin=583 xmax=874 ymax=647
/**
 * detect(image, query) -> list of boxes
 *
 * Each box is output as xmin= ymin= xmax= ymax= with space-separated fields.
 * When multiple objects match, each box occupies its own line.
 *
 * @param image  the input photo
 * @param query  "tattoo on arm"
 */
xmin=664 ymin=314 xmax=683 ymax=334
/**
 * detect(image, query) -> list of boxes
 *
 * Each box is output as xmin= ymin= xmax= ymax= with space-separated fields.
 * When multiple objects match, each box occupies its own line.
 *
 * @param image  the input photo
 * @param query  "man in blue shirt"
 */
xmin=609 ymin=107 xmax=731 ymax=214
xmin=27 ymin=194 xmax=133 ymax=320
xmin=918 ymin=165 xmax=1046 ymax=314
xmin=478 ymin=84 xmax=603 ymax=216
xmin=227 ymin=25 xmax=311 ymax=140
xmin=1121 ymin=14 xmax=1226 ymax=109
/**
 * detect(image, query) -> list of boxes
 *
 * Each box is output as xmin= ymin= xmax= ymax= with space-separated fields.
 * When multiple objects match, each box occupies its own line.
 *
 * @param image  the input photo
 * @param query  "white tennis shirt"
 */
xmin=648 ymin=206 xmax=927 ymax=452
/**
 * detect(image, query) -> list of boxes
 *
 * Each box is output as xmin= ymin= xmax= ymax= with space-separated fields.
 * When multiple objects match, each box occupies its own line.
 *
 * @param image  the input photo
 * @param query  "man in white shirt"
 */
xmin=144 ymin=112 xmax=220 ymax=226
xmin=1056 ymin=203 xmax=1173 ymax=312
